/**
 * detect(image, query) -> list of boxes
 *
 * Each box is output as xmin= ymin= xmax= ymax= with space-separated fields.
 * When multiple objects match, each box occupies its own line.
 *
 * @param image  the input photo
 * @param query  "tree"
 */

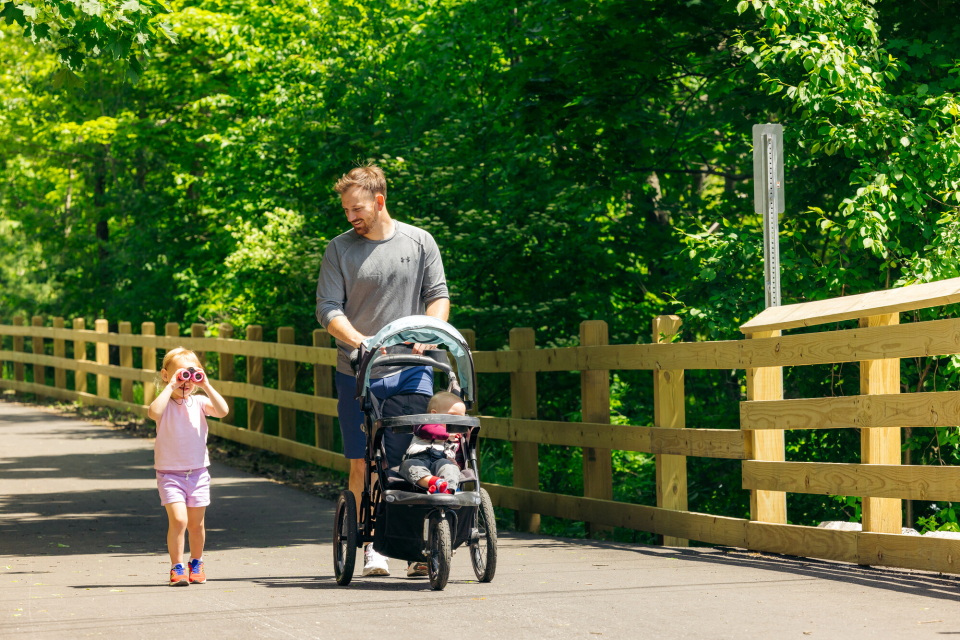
xmin=1 ymin=0 xmax=177 ymax=84
xmin=2 ymin=0 xmax=960 ymax=536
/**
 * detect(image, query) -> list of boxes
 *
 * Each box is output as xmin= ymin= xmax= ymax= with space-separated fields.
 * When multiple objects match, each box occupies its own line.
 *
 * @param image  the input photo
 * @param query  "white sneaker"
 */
xmin=406 ymin=561 xmax=428 ymax=577
xmin=362 ymin=546 xmax=390 ymax=577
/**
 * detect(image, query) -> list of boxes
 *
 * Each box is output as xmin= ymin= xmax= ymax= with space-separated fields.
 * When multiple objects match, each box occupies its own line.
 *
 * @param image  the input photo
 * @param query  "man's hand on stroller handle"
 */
xmin=407 ymin=341 xmax=437 ymax=355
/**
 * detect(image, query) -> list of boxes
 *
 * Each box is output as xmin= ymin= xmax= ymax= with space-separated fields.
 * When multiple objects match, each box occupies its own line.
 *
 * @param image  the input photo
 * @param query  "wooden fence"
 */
xmin=4 ymin=302 xmax=960 ymax=576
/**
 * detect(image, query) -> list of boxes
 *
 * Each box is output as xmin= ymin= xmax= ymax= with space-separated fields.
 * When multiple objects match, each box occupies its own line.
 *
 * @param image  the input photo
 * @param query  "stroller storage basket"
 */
xmin=373 ymin=499 xmax=479 ymax=562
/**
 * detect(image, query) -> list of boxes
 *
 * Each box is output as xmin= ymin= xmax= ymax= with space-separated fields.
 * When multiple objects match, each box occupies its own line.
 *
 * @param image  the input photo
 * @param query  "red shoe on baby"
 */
xmin=427 ymin=476 xmax=448 ymax=494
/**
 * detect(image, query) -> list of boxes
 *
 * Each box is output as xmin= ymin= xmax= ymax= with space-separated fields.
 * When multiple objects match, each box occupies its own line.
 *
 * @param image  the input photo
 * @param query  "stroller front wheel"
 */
xmin=470 ymin=488 xmax=498 ymax=582
xmin=428 ymin=514 xmax=452 ymax=591
xmin=333 ymin=490 xmax=358 ymax=586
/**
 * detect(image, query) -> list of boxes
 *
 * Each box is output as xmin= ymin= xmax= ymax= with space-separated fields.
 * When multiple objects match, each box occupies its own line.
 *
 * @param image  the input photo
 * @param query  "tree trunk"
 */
xmin=646 ymin=172 xmax=669 ymax=226
xmin=95 ymin=162 xmax=108 ymax=261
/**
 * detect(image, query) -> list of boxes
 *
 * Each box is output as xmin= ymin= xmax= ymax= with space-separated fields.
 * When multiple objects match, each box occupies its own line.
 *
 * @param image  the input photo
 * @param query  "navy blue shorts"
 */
xmin=336 ymin=367 xmax=433 ymax=461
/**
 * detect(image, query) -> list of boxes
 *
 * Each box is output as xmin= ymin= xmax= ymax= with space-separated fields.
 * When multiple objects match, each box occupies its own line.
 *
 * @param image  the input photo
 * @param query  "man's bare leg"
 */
xmin=351 ymin=457 xmax=389 ymax=575
xmin=349 ymin=457 xmax=365 ymax=513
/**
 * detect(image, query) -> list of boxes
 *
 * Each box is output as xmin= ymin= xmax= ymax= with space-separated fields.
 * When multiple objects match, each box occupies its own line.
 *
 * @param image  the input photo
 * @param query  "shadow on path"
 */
xmin=1 ymin=403 xmax=334 ymax=557
xmin=3 ymin=399 xmax=959 ymax=609
xmin=514 ymin=535 xmax=960 ymax=603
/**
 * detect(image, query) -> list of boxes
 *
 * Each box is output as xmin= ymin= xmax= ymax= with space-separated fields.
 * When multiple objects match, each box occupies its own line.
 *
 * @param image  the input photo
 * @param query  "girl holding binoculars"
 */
xmin=148 ymin=347 xmax=229 ymax=586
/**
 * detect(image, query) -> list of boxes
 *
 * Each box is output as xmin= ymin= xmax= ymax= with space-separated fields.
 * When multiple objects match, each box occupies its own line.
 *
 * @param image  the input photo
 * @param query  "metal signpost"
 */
xmin=753 ymin=124 xmax=785 ymax=309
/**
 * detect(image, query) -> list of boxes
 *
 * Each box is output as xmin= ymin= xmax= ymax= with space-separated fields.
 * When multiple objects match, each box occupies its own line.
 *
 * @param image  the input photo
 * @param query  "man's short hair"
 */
xmin=334 ymin=163 xmax=387 ymax=200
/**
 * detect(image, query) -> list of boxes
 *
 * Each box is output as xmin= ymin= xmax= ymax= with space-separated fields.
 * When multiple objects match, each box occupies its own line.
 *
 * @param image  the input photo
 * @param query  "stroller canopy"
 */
xmin=358 ymin=316 xmax=477 ymax=404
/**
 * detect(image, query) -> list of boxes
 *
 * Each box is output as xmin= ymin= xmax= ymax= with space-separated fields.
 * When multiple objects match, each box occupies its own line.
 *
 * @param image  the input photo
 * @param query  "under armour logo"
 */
xmin=400 ymin=257 xmax=411 ymax=263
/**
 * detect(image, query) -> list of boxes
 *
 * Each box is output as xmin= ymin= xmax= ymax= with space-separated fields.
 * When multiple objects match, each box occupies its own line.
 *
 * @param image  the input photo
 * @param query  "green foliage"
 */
xmin=917 ymin=509 xmax=960 ymax=534
xmin=1 ymin=0 xmax=177 ymax=80
xmin=2 ymin=0 xmax=960 ymax=539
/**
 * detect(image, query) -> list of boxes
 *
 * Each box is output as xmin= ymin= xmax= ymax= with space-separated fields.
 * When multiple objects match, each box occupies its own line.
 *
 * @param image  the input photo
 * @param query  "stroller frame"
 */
xmin=332 ymin=317 xmax=497 ymax=590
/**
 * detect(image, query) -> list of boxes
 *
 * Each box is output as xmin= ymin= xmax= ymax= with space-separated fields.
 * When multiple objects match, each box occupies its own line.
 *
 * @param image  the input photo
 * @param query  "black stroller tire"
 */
xmin=471 ymin=488 xmax=498 ymax=582
xmin=333 ymin=490 xmax=358 ymax=586
xmin=428 ymin=516 xmax=452 ymax=591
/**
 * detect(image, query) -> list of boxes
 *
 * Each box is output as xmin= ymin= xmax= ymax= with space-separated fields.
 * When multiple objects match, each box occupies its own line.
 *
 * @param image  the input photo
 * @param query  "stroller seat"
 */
xmin=385 ymin=466 xmax=477 ymax=492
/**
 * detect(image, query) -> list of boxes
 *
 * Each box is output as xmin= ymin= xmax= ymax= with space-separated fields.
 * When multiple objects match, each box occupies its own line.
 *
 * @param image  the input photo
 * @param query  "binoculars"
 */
xmin=177 ymin=367 xmax=205 ymax=383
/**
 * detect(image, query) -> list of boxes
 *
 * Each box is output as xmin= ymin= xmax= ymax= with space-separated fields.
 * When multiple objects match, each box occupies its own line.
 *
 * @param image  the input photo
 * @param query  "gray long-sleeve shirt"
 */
xmin=316 ymin=220 xmax=449 ymax=376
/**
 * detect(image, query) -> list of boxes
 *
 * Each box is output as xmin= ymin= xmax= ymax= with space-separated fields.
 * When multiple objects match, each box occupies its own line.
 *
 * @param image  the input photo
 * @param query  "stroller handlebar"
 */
xmin=377 ymin=414 xmax=480 ymax=430
xmin=349 ymin=348 xmax=452 ymax=375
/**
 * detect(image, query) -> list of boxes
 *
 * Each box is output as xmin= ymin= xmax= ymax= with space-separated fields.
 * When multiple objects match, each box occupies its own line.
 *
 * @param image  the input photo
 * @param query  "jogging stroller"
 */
xmin=332 ymin=316 xmax=497 ymax=590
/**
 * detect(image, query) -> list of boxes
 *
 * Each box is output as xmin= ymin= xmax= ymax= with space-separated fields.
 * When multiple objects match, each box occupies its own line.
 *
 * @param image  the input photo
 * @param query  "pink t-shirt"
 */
xmin=154 ymin=395 xmax=212 ymax=471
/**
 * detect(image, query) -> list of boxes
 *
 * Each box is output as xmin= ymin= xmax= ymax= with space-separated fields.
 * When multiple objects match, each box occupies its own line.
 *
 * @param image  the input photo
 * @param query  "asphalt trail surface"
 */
xmin=1 ymin=400 xmax=959 ymax=639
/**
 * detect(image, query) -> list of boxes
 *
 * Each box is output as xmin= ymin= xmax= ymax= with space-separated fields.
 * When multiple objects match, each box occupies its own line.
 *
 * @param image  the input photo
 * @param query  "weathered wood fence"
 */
xmin=4 ymin=277 xmax=960 ymax=575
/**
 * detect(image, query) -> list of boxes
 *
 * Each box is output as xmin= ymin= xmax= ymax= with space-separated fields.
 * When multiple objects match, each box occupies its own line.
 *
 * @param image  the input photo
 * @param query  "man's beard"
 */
xmin=355 ymin=209 xmax=380 ymax=236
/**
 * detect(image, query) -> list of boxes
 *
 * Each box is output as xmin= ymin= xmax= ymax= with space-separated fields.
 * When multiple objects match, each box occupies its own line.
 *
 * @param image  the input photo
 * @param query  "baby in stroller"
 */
xmin=399 ymin=391 xmax=465 ymax=495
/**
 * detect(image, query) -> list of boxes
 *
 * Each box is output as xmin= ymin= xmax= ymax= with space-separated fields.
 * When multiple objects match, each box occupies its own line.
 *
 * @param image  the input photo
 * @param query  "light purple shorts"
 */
xmin=156 ymin=468 xmax=211 ymax=507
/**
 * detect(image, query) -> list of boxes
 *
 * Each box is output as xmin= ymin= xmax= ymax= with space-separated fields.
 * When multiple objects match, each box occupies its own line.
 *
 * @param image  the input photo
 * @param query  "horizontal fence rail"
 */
xmin=0 ymin=325 xmax=338 ymax=365
xmin=7 ymin=317 xmax=960 ymax=372
xmin=5 ymin=309 xmax=960 ymax=577
xmin=742 ymin=461 xmax=960 ymax=502
xmin=0 ymin=342 xmax=743 ymax=458
xmin=741 ymin=390 xmax=960 ymax=430
xmin=481 ymin=417 xmax=750 ymax=459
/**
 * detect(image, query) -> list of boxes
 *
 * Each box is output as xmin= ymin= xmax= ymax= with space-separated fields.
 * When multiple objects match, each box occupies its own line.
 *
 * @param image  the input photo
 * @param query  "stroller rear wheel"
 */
xmin=470 ymin=488 xmax=497 ymax=582
xmin=428 ymin=515 xmax=452 ymax=591
xmin=333 ymin=490 xmax=358 ymax=586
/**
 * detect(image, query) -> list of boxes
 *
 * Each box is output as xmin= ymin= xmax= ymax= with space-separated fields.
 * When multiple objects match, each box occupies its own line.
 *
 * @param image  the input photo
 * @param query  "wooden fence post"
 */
xmin=510 ymin=327 xmax=540 ymax=534
xmin=744 ymin=329 xmax=787 ymax=524
xmin=278 ymin=327 xmax=296 ymax=440
xmin=581 ymin=320 xmax=612 ymax=539
xmin=165 ymin=323 xmax=180 ymax=397
xmin=653 ymin=315 xmax=688 ymax=546
xmin=247 ymin=325 xmax=264 ymax=432
xmin=73 ymin=318 xmax=87 ymax=394
xmin=860 ymin=314 xmax=902 ymax=534
xmin=313 ymin=329 xmax=333 ymax=449
xmin=13 ymin=316 xmax=24 ymax=387
xmin=32 ymin=316 xmax=45 ymax=399
xmin=119 ymin=321 xmax=133 ymax=403
xmin=95 ymin=319 xmax=109 ymax=400
xmin=143 ymin=322 xmax=156 ymax=405
xmin=219 ymin=323 xmax=235 ymax=424
xmin=191 ymin=323 xmax=206 ymax=368
xmin=53 ymin=317 xmax=66 ymax=390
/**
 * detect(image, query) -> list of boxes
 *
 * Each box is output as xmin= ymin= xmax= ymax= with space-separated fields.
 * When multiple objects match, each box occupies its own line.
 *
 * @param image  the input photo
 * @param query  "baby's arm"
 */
xmin=416 ymin=423 xmax=450 ymax=439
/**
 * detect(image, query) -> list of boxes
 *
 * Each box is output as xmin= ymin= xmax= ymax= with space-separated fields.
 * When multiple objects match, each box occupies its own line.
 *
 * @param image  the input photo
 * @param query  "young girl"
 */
xmin=148 ymin=347 xmax=229 ymax=587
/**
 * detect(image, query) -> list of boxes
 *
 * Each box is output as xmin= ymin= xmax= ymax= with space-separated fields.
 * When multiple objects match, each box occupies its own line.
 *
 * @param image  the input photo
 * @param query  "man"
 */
xmin=316 ymin=164 xmax=450 ymax=578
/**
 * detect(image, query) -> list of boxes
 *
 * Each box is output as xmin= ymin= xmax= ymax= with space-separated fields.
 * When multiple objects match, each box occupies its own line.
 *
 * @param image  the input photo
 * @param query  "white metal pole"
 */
xmin=763 ymin=133 xmax=781 ymax=308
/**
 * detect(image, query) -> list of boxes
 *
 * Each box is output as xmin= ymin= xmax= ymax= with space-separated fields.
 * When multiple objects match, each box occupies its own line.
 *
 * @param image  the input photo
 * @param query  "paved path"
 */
xmin=1 ymin=400 xmax=959 ymax=639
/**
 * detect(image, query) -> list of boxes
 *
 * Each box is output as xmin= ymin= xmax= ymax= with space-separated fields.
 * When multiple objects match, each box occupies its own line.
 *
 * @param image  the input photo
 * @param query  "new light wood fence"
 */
xmin=4 ymin=311 xmax=960 ymax=576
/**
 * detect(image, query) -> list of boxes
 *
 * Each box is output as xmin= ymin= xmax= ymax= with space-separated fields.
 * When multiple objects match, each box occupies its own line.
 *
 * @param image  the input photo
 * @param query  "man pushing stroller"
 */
xmin=316 ymin=162 xmax=450 ymax=577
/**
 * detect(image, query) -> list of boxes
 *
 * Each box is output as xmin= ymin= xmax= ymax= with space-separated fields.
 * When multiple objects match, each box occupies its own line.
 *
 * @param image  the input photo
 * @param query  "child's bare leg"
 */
xmin=165 ymin=502 xmax=188 ymax=565
xmin=186 ymin=506 xmax=207 ymax=560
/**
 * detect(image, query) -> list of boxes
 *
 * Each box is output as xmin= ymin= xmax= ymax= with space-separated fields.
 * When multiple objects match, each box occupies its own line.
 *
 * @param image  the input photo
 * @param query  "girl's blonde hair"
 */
xmin=153 ymin=347 xmax=202 ymax=397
